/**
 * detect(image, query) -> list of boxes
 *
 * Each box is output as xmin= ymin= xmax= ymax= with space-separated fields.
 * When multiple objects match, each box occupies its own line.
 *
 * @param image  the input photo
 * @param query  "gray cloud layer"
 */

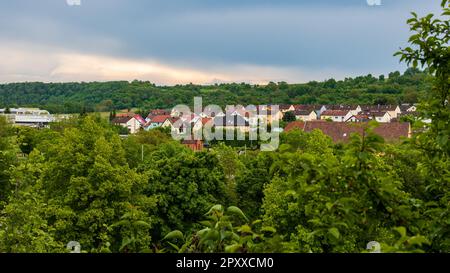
xmin=0 ymin=0 xmax=442 ymax=84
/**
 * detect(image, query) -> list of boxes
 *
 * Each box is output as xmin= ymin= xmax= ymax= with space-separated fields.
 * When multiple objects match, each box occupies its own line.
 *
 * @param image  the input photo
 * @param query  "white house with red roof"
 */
xmin=144 ymin=114 xmax=171 ymax=130
xmin=112 ymin=114 xmax=144 ymax=134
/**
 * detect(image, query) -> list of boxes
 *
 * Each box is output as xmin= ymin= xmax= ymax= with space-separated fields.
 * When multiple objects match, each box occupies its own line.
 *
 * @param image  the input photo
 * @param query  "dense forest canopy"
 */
xmin=0 ymin=68 xmax=431 ymax=113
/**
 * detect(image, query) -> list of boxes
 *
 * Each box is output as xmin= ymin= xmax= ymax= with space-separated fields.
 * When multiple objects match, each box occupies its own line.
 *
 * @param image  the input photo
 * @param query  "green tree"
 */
xmin=0 ymin=151 xmax=63 ymax=252
xmin=395 ymin=0 xmax=450 ymax=252
xmin=141 ymin=144 xmax=227 ymax=238
xmin=1 ymin=116 xmax=157 ymax=253
xmin=214 ymin=143 xmax=244 ymax=205
xmin=0 ymin=116 xmax=17 ymax=205
xmin=282 ymin=111 xmax=296 ymax=123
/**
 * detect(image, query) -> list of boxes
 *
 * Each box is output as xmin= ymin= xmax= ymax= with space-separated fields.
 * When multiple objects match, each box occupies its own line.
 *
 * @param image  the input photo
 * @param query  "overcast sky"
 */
xmin=0 ymin=0 xmax=441 ymax=85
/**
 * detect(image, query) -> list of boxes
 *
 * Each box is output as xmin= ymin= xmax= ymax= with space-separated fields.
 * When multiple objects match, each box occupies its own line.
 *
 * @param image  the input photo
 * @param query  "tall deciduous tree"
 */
xmin=0 ymin=116 xmax=17 ymax=205
xmin=395 ymin=0 xmax=450 ymax=252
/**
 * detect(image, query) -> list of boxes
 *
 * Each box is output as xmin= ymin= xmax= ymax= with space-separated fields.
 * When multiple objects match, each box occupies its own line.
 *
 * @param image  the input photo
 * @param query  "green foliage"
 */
xmin=262 ymin=126 xmax=426 ymax=253
xmin=122 ymin=129 xmax=173 ymax=168
xmin=214 ymin=144 xmax=244 ymax=205
xmin=0 ymin=113 xmax=447 ymax=253
xmin=0 ymin=117 xmax=18 ymax=205
xmin=110 ymin=206 xmax=152 ymax=253
xmin=282 ymin=111 xmax=296 ymax=122
xmin=377 ymin=227 xmax=430 ymax=253
xmin=0 ymin=116 xmax=158 ymax=253
xmin=0 ymin=187 xmax=65 ymax=253
xmin=140 ymin=144 xmax=228 ymax=239
xmin=162 ymin=204 xmax=284 ymax=253
xmin=235 ymin=152 xmax=274 ymax=219
xmin=395 ymin=0 xmax=450 ymax=252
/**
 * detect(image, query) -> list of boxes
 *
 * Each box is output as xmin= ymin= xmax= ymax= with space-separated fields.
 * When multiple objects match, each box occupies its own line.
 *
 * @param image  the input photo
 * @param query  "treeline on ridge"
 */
xmin=0 ymin=68 xmax=431 ymax=113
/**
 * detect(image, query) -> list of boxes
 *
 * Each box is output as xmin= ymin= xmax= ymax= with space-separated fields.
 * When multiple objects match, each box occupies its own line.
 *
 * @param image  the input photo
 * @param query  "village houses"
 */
xmin=109 ymin=104 xmax=418 ymax=150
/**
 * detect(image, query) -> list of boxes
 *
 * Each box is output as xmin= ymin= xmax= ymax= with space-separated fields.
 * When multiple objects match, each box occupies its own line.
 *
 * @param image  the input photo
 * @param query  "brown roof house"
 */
xmin=285 ymin=120 xmax=411 ymax=143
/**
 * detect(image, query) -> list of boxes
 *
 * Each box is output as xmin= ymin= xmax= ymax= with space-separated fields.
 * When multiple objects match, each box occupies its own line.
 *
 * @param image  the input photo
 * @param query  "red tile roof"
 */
xmin=134 ymin=114 xmax=146 ymax=124
xmin=285 ymin=121 xmax=411 ymax=142
xmin=150 ymin=115 xmax=171 ymax=123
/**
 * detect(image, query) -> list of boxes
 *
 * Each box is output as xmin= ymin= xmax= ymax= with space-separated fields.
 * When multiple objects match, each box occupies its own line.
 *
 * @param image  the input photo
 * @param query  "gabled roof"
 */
xmin=112 ymin=116 xmax=134 ymax=124
xmin=346 ymin=114 xmax=371 ymax=122
xmin=325 ymin=105 xmax=359 ymax=111
xmin=285 ymin=121 xmax=410 ymax=142
xmin=293 ymin=104 xmax=321 ymax=112
xmin=399 ymin=104 xmax=417 ymax=112
xmin=321 ymin=110 xmax=351 ymax=116
xmin=134 ymin=114 xmax=146 ymax=125
xmin=279 ymin=104 xmax=294 ymax=110
xmin=150 ymin=115 xmax=171 ymax=123
xmin=361 ymin=105 xmax=399 ymax=111
xmin=366 ymin=111 xmax=390 ymax=117
xmin=294 ymin=109 xmax=316 ymax=116
xmin=163 ymin=117 xmax=180 ymax=125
